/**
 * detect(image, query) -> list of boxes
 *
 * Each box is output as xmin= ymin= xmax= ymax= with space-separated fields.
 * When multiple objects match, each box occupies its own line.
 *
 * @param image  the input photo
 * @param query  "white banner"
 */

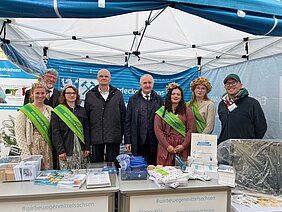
xmin=130 ymin=191 xmax=228 ymax=212
xmin=0 ymin=196 xmax=108 ymax=212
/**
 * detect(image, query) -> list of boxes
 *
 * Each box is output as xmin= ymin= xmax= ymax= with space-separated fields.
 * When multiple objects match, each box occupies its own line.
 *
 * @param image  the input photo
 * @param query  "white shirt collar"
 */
xmin=99 ymin=86 xmax=110 ymax=100
xmin=141 ymin=91 xmax=151 ymax=100
xmin=98 ymin=86 xmax=109 ymax=93
xmin=47 ymin=88 xmax=54 ymax=96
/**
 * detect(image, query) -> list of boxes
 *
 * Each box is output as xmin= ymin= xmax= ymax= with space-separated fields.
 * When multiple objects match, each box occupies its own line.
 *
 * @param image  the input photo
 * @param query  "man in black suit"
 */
xmin=84 ymin=69 xmax=126 ymax=165
xmin=124 ymin=74 xmax=163 ymax=165
xmin=23 ymin=68 xmax=60 ymax=169
xmin=24 ymin=68 xmax=60 ymax=108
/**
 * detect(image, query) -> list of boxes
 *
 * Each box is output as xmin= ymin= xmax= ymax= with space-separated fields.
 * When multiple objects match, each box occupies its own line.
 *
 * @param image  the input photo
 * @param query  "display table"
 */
xmin=232 ymin=202 xmax=282 ymax=212
xmin=119 ymin=178 xmax=231 ymax=212
xmin=0 ymin=174 xmax=119 ymax=212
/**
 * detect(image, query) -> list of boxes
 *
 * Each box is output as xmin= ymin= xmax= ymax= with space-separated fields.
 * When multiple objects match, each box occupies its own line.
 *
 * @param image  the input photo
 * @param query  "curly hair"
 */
xmin=163 ymin=83 xmax=186 ymax=116
xmin=190 ymin=77 xmax=212 ymax=93
xmin=189 ymin=77 xmax=212 ymax=108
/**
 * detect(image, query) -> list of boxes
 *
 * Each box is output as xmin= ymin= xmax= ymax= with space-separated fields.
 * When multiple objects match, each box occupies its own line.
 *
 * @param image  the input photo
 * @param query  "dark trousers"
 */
xmin=52 ymin=147 xmax=59 ymax=170
xmin=91 ymin=143 xmax=120 ymax=164
xmin=137 ymin=137 xmax=157 ymax=165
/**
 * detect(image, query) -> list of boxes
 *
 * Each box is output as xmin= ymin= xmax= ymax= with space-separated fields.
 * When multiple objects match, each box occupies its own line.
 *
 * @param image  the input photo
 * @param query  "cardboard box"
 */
xmin=120 ymin=168 xmax=147 ymax=180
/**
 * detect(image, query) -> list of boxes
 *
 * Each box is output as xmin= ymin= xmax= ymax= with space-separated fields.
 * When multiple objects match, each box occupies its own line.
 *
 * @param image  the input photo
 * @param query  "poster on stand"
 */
xmin=0 ymin=59 xmax=37 ymax=146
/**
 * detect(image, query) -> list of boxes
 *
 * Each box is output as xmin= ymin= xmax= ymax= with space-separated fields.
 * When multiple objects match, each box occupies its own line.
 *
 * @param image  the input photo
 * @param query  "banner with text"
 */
xmin=0 ymin=59 xmax=37 ymax=146
xmin=47 ymin=58 xmax=198 ymax=106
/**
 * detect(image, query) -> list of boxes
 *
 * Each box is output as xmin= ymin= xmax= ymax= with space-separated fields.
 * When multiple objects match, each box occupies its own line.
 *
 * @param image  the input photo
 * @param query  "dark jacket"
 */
xmin=124 ymin=89 xmax=163 ymax=155
xmin=84 ymin=85 xmax=126 ymax=145
xmin=218 ymin=90 xmax=267 ymax=144
xmin=51 ymin=105 xmax=90 ymax=156
xmin=24 ymin=88 xmax=60 ymax=108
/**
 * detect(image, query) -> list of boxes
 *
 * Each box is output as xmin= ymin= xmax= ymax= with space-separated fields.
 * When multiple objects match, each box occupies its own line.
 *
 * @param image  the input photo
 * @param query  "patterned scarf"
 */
xmin=222 ymin=88 xmax=249 ymax=106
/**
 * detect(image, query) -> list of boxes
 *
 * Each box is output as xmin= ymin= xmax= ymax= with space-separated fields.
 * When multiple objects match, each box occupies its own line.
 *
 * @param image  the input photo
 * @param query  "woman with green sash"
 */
xmin=187 ymin=77 xmax=215 ymax=134
xmin=15 ymin=81 xmax=53 ymax=170
xmin=154 ymin=82 xmax=196 ymax=166
xmin=51 ymin=85 xmax=90 ymax=170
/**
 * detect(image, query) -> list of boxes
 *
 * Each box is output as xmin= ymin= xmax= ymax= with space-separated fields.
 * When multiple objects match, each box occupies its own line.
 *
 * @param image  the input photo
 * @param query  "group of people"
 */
xmin=15 ymin=68 xmax=267 ymax=170
xmin=16 ymin=69 xmax=90 ymax=170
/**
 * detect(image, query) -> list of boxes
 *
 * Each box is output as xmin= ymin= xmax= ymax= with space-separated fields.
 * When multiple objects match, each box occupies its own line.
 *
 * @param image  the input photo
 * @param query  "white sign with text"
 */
xmin=130 ymin=191 xmax=228 ymax=212
xmin=0 ymin=196 xmax=108 ymax=212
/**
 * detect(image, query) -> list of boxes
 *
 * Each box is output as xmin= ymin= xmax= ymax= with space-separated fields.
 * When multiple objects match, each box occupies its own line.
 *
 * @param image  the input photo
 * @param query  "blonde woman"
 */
xmin=15 ymin=81 xmax=53 ymax=170
xmin=188 ymin=77 xmax=215 ymax=134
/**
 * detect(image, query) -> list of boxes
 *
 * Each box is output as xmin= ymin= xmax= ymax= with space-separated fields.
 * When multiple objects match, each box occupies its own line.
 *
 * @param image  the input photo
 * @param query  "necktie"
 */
xmin=145 ymin=95 xmax=149 ymax=101
xmin=46 ymin=90 xmax=51 ymax=100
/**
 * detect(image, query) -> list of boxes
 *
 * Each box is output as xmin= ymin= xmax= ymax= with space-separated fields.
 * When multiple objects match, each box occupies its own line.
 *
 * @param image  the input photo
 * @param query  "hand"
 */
xmin=125 ymin=144 xmax=131 ymax=152
xmin=167 ymin=145 xmax=176 ymax=154
xmin=84 ymin=150 xmax=90 ymax=158
xmin=59 ymin=153 xmax=67 ymax=161
xmin=175 ymin=145 xmax=184 ymax=153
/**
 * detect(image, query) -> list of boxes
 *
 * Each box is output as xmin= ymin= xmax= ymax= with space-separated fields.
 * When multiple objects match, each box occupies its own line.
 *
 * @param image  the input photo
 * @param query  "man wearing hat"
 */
xmin=218 ymin=73 xmax=267 ymax=144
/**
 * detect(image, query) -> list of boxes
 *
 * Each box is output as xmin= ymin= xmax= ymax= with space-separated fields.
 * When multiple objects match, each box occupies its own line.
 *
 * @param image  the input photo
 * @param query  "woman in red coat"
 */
xmin=154 ymin=82 xmax=196 ymax=166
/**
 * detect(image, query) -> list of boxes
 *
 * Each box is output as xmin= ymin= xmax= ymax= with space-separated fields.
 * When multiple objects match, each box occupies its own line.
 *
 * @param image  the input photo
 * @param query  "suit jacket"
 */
xmin=124 ymin=89 xmax=163 ymax=155
xmin=84 ymin=85 xmax=126 ymax=145
xmin=24 ymin=89 xmax=60 ymax=108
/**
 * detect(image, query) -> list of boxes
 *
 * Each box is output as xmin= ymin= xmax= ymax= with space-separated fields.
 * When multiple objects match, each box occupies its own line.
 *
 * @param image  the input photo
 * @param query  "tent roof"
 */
xmin=1 ymin=1 xmax=282 ymax=74
xmin=1 ymin=0 xmax=282 ymax=35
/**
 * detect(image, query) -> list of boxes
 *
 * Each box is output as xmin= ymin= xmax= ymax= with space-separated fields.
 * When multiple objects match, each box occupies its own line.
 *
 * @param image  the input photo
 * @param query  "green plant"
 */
xmin=1 ymin=115 xmax=16 ymax=145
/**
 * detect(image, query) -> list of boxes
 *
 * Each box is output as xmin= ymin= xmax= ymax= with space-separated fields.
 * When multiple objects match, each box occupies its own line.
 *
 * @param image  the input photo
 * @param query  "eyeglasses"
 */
xmin=45 ymin=74 xmax=57 ymax=80
xmin=224 ymin=81 xmax=238 ymax=87
xmin=65 ymin=92 xmax=77 ymax=95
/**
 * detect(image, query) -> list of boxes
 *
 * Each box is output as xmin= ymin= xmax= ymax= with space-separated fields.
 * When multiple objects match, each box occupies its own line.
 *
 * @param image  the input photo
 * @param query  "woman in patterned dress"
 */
xmin=51 ymin=85 xmax=90 ymax=170
xmin=15 ymin=81 xmax=53 ymax=170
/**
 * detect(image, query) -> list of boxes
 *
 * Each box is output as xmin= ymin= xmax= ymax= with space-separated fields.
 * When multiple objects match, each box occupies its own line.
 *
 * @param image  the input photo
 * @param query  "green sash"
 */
xmin=155 ymin=106 xmax=186 ymax=137
xmin=52 ymin=104 xmax=84 ymax=144
xmin=187 ymin=101 xmax=206 ymax=133
xmin=19 ymin=103 xmax=52 ymax=148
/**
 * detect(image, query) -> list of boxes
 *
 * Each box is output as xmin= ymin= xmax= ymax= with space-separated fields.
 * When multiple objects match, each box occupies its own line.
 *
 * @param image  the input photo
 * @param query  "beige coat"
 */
xmin=15 ymin=105 xmax=53 ymax=157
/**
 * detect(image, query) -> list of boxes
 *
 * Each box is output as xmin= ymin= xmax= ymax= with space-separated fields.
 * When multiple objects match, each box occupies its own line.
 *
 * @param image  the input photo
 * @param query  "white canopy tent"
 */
xmin=2 ymin=7 xmax=282 ymax=74
xmin=1 ymin=1 xmax=282 ymax=140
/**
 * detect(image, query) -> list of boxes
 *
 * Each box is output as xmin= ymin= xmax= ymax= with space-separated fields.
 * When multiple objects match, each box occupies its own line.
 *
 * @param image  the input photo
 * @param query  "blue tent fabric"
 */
xmin=173 ymin=0 xmax=282 ymax=17
xmin=1 ymin=43 xmax=45 ymax=75
xmin=47 ymin=58 xmax=198 ymax=103
xmin=1 ymin=0 xmax=282 ymax=36
xmin=174 ymin=4 xmax=282 ymax=36
xmin=0 ymin=0 xmax=170 ymax=18
xmin=1 ymin=0 xmax=282 ymax=74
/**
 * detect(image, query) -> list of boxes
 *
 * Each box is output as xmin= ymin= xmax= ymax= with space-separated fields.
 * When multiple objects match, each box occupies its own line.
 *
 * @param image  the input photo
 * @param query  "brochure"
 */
xmin=34 ymin=170 xmax=72 ymax=186
xmin=190 ymin=133 xmax=217 ymax=164
xmin=86 ymin=171 xmax=111 ymax=189
xmin=57 ymin=173 xmax=86 ymax=189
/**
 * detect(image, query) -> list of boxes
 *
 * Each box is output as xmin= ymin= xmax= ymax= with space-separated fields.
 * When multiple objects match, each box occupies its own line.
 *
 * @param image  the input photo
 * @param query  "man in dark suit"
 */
xmin=24 ymin=68 xmax=60 ymax=108
xmin=84 ymin=69 xmax=126 ymax=165
xmin=23 ymin=68 xmax=60 ymax=169
xmin=124 ymin=74 xmax=163 ymax=165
